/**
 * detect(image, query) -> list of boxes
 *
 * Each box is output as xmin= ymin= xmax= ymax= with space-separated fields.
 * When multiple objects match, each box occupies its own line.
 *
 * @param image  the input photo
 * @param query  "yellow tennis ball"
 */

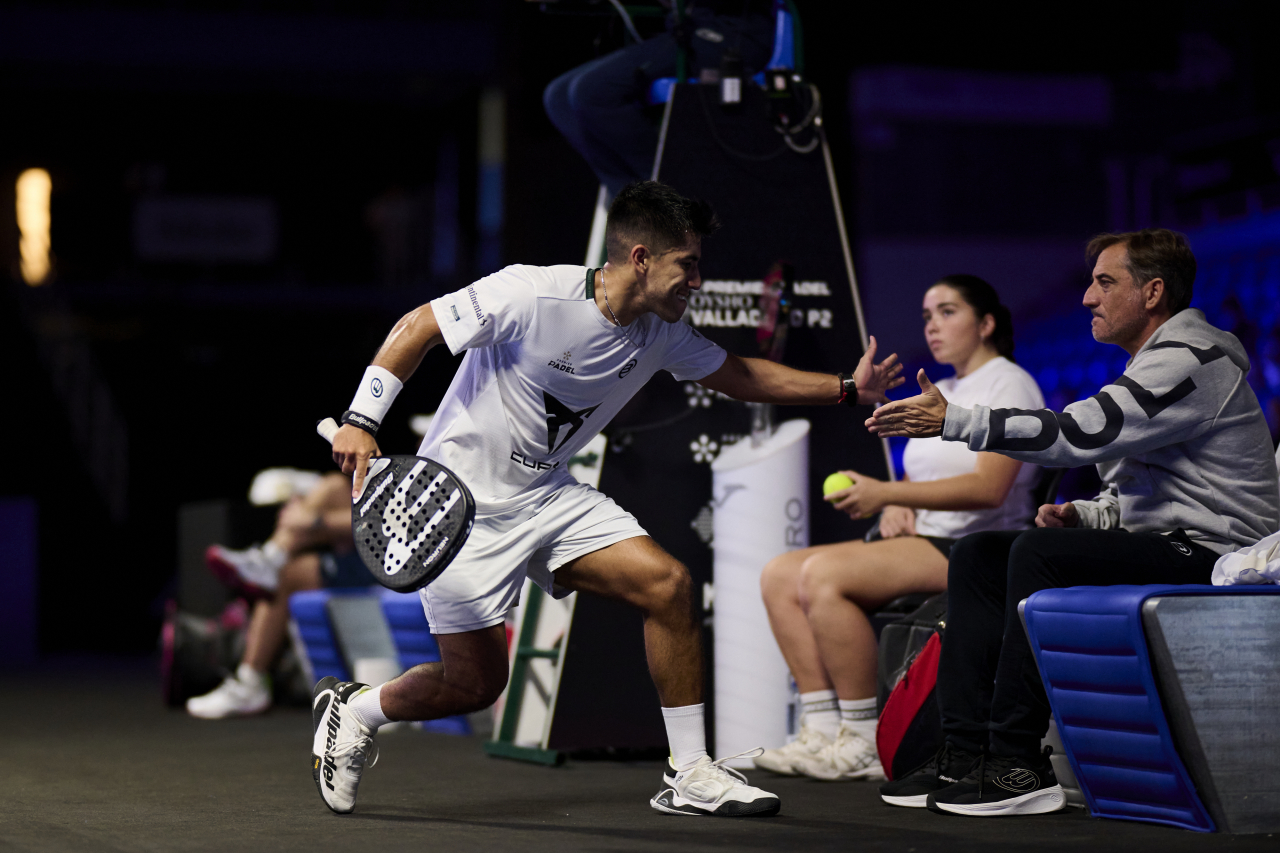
xmin=822 ymin=472 xmax=854 ymax=496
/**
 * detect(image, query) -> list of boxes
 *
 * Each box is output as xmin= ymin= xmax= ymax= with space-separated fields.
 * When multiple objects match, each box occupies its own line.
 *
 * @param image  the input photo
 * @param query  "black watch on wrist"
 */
xmin=837 ymin=373 xmax=858 ymax=407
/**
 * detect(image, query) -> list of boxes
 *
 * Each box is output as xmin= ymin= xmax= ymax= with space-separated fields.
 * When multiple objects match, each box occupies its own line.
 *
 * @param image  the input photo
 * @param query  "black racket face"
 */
xmin=351 ymin=455 xmax=476 ymax=592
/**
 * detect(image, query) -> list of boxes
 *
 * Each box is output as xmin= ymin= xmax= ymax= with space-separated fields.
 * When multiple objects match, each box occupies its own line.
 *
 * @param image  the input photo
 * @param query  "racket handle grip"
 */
xmin=316 ymin=417 xmax=340 ymax=445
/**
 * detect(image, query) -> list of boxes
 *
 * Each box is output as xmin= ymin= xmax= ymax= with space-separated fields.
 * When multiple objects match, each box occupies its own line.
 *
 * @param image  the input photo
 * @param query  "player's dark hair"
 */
xmin=935 ymin=274 xmax=1016 ymax=362
xmin=1086 ymin=228 xmax=1196 ymax=314
xmin=605 ymin=181 xmax=720 ymax=264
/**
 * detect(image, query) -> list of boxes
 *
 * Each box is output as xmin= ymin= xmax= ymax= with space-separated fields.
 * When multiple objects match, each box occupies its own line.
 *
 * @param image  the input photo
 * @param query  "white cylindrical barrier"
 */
xmin=711 ymin=419 xmax=809 ymax=766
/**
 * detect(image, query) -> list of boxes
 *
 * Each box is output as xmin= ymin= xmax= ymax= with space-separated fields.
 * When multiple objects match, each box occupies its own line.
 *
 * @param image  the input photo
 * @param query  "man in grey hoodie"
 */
xmin=866 ymin=228 xmax=1280 ymax=818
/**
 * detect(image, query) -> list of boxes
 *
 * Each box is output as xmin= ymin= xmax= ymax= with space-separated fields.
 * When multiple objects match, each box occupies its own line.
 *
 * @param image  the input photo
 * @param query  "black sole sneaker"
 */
xmin=650 ymin=756 xmax=781 ymax=817
xmin=927 ymin=748 xmax=1066 ymax=817
xmin=879 ymin=742 xmax=981 ymax=808
xmin=311 ymin=678 xmax=378 ymax=814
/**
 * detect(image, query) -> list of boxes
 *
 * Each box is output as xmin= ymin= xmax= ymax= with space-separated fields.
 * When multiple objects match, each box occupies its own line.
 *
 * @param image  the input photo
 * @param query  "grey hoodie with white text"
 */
xmin=942 ymin=309 xmax=1280 ymax=555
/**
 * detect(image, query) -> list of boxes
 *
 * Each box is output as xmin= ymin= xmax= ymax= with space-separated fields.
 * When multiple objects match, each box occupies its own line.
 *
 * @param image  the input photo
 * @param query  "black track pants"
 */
xmin=937 ymin=527 xmax=1218 ymax=758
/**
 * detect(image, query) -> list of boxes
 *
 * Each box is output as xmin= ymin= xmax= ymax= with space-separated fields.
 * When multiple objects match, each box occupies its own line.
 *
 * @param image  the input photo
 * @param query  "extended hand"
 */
xmin=878 ymin=504 xmax=917 ymax=538
xmin=864 ymin=369 xmax=948 ymax=437
xmin=826 ymin=469 xmax=885 ymax=519
xmin=332 ymin=424 xmax=383 ymax=500
xmin=853 ymin=335 xmax=905 ymax=405
xmin=1035 ymin=502 xmax=1079 ymax=528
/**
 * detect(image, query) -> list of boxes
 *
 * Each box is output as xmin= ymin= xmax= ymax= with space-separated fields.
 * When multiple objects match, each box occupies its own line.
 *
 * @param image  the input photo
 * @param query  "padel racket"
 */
xmin=317 ymin=417 xmax=476 ymax=593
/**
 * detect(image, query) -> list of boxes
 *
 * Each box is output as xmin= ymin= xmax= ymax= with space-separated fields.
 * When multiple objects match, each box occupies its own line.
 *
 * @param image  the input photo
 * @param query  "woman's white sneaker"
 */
xmin=651 ymin=751 xmax=781 ymax=817
xmin=186 ymin=673 xmax=271 ymax=719
xmin=793 ymin=722 xmax=885 ymax=781
xmin=205 ymin=543 xmax=284 ymax=601
xmin=753 ymin=724 xmax=831 ymax=776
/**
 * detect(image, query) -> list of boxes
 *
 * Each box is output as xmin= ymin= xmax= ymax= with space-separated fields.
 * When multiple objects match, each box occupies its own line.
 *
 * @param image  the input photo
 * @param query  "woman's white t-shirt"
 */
xmin=902 ymin=356 xmax=1046 ymax=539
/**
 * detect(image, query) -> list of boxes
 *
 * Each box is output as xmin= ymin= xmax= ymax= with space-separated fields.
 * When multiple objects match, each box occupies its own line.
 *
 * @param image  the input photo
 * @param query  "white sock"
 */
xmin=261 ymin=540 xmax=288 ymax=572
xmin=800 ymin=689 xmax=840 ymax=740
xmin=662 ymin=704 xmax=709 ymax=771
xmin=839 ymin=697 xmax=878 ymax=742
xmin=236 ymin=663 xmax=267 ymax=688
xmin=349 ymin=683 xmax=392 ymax=731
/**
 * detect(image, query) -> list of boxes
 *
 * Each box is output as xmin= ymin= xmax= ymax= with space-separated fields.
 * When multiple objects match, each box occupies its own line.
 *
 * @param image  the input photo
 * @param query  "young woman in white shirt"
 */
xmin=754 ymin=274 xmax=1045 ymax=781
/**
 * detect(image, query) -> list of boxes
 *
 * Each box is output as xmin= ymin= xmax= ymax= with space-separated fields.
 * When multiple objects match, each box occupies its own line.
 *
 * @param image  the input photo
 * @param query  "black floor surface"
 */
xmin=3 ymin=657 xmax=1276 ymax=852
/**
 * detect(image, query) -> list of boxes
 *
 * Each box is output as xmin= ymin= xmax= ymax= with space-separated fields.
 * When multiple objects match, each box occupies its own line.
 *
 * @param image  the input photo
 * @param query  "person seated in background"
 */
xmin=543 ymin=1 xmax=773 ymax=199
xmin=868 ymin=228 xmax=1280 ymax=817
xmin=187 ymin=472 xmax=372 ymax=719
xmin=756 ymin=275 xmax=1044 ymax=780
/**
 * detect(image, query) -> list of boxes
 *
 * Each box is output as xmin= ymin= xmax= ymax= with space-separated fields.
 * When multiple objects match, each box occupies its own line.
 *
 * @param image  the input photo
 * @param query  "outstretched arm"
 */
xmin=333 ymin=304 xmax=444 ymax=497
xmin=698 ymin=335 xmax=904 ymax=405
xmin=826 ymin=452 xmax=1024 ymax=519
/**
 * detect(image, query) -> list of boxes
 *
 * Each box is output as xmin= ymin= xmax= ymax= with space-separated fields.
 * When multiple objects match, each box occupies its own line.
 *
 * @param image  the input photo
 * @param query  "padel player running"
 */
xmin=316 ymin=180 xmax=904 ymax=817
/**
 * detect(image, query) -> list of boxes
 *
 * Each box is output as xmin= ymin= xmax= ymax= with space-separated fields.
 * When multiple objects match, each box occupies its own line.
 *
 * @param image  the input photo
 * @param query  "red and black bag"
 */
xmin=875 ymin=593 xmax=947 ymax=781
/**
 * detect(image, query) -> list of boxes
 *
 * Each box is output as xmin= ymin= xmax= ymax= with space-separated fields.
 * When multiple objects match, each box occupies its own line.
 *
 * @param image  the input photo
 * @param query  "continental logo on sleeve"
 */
xmin=465 ymin=285 xmax=487 ymax=326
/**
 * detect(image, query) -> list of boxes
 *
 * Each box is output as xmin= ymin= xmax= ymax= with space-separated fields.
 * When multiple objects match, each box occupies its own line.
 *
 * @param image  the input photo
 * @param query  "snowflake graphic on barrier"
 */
xmin=684 ymin=383 xmax=713 ymax=408
xmin=690 ymin=433 xmax=719 ymax=463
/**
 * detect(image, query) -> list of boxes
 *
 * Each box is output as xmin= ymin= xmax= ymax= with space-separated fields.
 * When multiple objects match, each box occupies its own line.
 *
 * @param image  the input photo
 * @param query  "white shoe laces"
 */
xmin=330 ymin=733 xmax=379 ymax=776
xmin=683 ymin=748 xmax=763 ymax=788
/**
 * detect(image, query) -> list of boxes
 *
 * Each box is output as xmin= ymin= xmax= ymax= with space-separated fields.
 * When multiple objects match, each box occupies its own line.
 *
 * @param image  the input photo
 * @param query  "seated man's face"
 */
xmin=1085 ymin=244 xmax=1149 ymax=347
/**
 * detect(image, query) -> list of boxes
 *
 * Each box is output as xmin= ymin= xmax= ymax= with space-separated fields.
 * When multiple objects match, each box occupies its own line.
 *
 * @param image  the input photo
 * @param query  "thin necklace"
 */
xmin=600 ymin=269 xmax=634 ymax=345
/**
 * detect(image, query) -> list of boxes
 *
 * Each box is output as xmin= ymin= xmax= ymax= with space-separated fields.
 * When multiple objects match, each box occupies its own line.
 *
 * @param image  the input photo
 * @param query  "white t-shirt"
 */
xmin=902 ymin=356 xmax=1046 ymax=539
xmin=420 ymin=264 xmax=727 ymax=506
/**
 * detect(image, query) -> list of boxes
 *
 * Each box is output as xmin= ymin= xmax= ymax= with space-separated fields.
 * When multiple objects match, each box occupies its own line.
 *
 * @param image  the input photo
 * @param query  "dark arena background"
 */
xmin=2 ymin=2 xmax=1279 ymax=851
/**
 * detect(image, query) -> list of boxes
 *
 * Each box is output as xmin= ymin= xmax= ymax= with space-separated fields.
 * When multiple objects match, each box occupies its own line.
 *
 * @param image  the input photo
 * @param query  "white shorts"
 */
xmin=419 ymin=480 xmax=648 ymax=634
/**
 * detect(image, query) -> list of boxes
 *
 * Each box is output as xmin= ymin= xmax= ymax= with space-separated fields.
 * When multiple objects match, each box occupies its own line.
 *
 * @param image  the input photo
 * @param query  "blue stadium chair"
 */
xmin=289 ymin=589 xmax=352 ymax=682
xmin=1021 ymin=584 xmax=1280 ymax=833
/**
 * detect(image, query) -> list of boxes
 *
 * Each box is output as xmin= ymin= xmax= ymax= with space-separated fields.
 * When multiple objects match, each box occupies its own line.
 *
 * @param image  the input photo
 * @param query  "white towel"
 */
xmin=1212 ymin=530 xmax=1280 ymax=585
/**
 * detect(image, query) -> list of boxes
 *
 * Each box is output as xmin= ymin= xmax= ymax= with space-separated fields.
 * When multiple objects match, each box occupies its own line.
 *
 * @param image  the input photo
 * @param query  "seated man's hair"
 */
xmin=1086 ymin=228 xmax=1197 ymax=314
xmin=605 ymin=181 xmax=720 ymax=264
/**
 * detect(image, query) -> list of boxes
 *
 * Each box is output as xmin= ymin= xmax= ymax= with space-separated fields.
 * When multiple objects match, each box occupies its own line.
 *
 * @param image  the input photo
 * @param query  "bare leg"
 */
xmin=242 ymin=554 xmax=322 ymax=673
xmin=556 ymin=536 xmax=700 ymax=706
xmin=378 ymin=625 xmax=510 ymax=721
xmin=271 ymin=473 xmax=353 ymax=556
xmin=800 ymin=538 xmax=948 ymax=700
xmin=760 ymin=546 xmax=841 ymax=694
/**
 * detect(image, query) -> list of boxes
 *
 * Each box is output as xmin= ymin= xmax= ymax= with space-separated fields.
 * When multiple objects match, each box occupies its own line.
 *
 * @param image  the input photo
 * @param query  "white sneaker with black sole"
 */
xmin=753 ymin=724 xmax=831 ymax=776
xmin=651 ymin=751 xmax=781 ymax=817
xmin=792 ymin=722 xmax=885 ymax=781
xmin=311 ymin=677 xmax=379 ymax=814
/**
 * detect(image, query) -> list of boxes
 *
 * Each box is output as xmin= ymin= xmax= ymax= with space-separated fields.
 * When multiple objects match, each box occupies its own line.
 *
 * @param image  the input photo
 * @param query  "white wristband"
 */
xmin=348 ymin=365 xmax=403 ymax=424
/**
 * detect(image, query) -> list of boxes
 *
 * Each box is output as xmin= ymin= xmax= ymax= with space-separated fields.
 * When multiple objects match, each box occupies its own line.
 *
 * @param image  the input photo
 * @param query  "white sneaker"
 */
xmin=312 ymin=678 xmax=379 ymax=814
xmin=651 ymin=751 xmax=781 ymax=817
xmin=186 ymin=673 xmax=271 ymax=719
xmin=205 ymin=543 xmax=283 ymax=601
xmin=793 ymin=722 xmax=885 ymax=781
xmin=753 ymin=724 xmax=832 ymax=776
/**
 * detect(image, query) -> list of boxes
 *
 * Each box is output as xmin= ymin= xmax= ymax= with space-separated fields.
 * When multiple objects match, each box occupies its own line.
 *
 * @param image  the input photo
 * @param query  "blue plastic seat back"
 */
xmin=289 ymin=589 xmax=349 ymax=682
xmin=379 ymin=589 xmax=442 ymax=670
xmin=1024 ymin=583 xmax=1280 ymax=832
